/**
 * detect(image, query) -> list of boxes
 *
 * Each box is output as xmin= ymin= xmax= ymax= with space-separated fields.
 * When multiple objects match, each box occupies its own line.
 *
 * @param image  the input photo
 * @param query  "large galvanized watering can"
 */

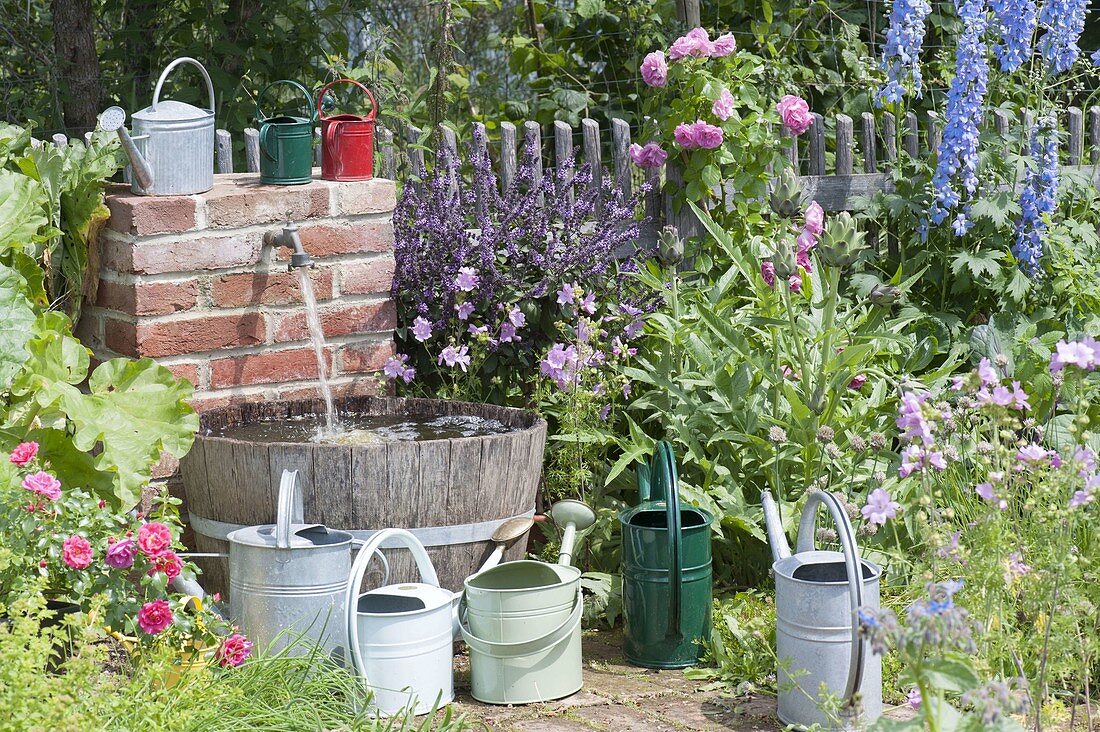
xmin=620 ymin=441 xmax=713 ymax=668
xmin=346 ymin=529 xmax=455 ymax=717
xmin=762 ymin=490 xmax=882 ymax=730
xmin=256 ymin=80 xmax=317 ymax=185
xmin=228 ymin=470 xmax=352 ymax=659
xmin=113 ymin=57 xmax=216 ymax=195
xmin=318 ymin=78 xmax=378 ymax=182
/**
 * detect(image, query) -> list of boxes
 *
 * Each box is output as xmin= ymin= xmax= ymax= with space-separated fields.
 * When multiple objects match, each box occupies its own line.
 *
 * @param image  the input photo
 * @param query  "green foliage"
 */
xmin=686 ymin=591 xmax=776 ymax=692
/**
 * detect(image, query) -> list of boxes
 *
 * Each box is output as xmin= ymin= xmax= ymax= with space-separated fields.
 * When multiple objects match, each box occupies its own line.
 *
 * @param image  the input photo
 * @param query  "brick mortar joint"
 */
xmin=87 ymin=293 xmax=391 ymax=325
xmin=99 ymin=251 xmax=392 ymax=285
xmin=91 ymin=330 xmax=393 ymax=363
xmin=98 ymin=210 xmax=394 ymax=246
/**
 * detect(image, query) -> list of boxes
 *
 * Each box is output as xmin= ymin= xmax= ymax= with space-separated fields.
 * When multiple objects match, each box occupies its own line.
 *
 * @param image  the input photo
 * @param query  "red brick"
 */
xmin=276 ymin=221 xmax=393 ymax=260
xmin=272 ymin=300 xmax=395 ymax=343
xmin=105 ymin=193 xmax=198 ymax=236
xmin=340 ymin=256 xmax=395 ymax=295
xmin=101 ymin=233 xmax=263 ymax=275
xmin=209 ymin=348 xmax=333 ymax=389
xmin=277 ymin=376 xmax=382 ymax=402
xmin=107 ymin=313 xmax=266 ymax=358
xmin=334 ymin=179 xmax=397 ymax=215
xmin=340 ymin=340 xmax=394 ymax=375
xmin=204 ymin=180 xmax=330 ymax=228
xmin=163 ymin=361 xmax=202 ymax=386
xmin=96 ymin=278 xmax=199 ymax=316
xmin=212 ymin=269 xmax=333 ymax=308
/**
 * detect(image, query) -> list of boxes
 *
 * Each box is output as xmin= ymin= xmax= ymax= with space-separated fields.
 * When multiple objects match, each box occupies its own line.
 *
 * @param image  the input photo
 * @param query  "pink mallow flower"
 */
xmin=104 ymin=537 xmax=137 ymax=569
xmin=628 ymin=142 xmax=668 ymax=169
xmin=137 ymin=599 xmax=173 ymax=635
xmin=640 ymin=51 xmax=668 ymax=87
xmin=1050 ymin=338 xmax=1098 ymax=372
xmin=137 ymin=521 xmax=173 ymax=558
xmin=668 ymin=28 xmax=714 ymax=60
xmin=62 ymin=535 xmax=93 ymax=569
xmin=899 ymin=444 xmax=947 ymax=478
xmin=861 ymin=488 xmax=900 ymax=526
xmin=217 ymin=633 xmax=253 ymax=667
xmin=22 ymin=471 xmax=61 ymax=501
xmin=410 ymin=316 xmax=432 ymax=342
xmin=711 ymin=89 xmax=735 ymax=122
xmin=907 ymin=687 xmax=922 ymax=710
xmin=1016 ymin=444 xmax=1049 ymax=464
xmin=674 ymin=120 xmax=723 ymax=149
xmin=776 ymin=95 xmax=814 ymax=136
xmin=454 ymin=267 xmax=479 ymax=292
xmin=438 ymin=344 xmax=471 ymax=372
xmin=9 ymin=441 xmax=38 ymax=466
xmin=383 ymin=354 xmax=416 ymax=384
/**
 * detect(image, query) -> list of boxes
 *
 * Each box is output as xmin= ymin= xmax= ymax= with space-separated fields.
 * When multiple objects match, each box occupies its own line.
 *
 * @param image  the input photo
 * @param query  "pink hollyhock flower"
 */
xmin=217 ymin=633 xmax=253 ymax=667
xmin=438 ymin=344 xmax=471 ymax=372
xmin=9 ymin=441 xmax=38 ymax=466
xmin=137 ymin=522 xmax=173 ymax=558
xmin=760 ymin=260 xmax=776 ymax=287
xmin=138 ymin=600 xmax=173 ymax=635
xmin=62 ymin=535 xmax=93 ymax=569
xmin=804 ymin=201 xmax=824 ymax=236
xmin=776 ymin=95 xmax=814 ymax=136
xmin=711 ymin=33 xmax=736 ymax=57
xmin=628 ymin=142 xmax=668 ymax=169
xmin=148 ymin=550 xmax=182 ymax=580
xmin=795 ymin=247 xmax=814 ymax=273
xmin=711 ymin=89 xmax=735 ymax=121
xmin=668 ymin=27 xmax=714 ymax=60
xmin=104 ymin=537 xmax=137 ymax=569
xmin=22 ymin=471 xmax=61 ymax=501
xmin=861 ymin=488 xmax=900 ymax=525
xmin=640 ymin=50 xmax=668 ymax=87
xmin=977 ymin=357 xmax=998 ymax=385
xmin=674 ymin=121 xmax=723 ymax=149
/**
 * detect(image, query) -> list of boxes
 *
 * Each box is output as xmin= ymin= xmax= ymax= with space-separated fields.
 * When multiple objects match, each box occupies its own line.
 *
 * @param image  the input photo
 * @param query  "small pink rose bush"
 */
xmin=1 ymin=443 xmax=251 ymax=669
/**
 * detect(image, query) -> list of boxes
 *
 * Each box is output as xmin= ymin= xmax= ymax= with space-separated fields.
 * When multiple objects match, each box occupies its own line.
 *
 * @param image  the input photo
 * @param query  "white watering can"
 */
xmin=762 ymin=490 xmax=882 ymax=730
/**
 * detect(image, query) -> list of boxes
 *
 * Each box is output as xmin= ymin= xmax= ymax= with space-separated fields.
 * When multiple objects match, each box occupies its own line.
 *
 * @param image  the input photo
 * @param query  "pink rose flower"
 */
xmin=105 ymin=537 xmax=137 ymax=569
xmin=711 ymin=89 xmax=735 ymax=121
xmin=669 ymin=27 xmax=714 ymax=60
xmin=640 ymin=50 xmax=668 ymax=87
xmin=628 ymin=142 xmax=668 ymax=169
xmin=22 ymin=471 xmax=61 ymax=501
xmin=674 ymin=120 xmax=723 ymax=149
xmin=712 ymin=33 xmax=737 ymax=57
xmin=761 ymin=261 xmax=776 ymax=287
xmin=62 ymin=535 xmax=93 ymax=569
xmin=777 ymin=95 xmax=814 ymax=136
xmin=10 ymin=441 xmax=38 ymax=466
xmin=216 ymin=633 xmax=254 ymax=667
xmin=138 ymin=600 xmax=173 ymax=635
xmin=147 ymin=550 xmax=182 ymax=580
xmin=803 ymin=201 xmax=824 ymax=235
xmin=137 ymin=522 xmax=173 ymax=558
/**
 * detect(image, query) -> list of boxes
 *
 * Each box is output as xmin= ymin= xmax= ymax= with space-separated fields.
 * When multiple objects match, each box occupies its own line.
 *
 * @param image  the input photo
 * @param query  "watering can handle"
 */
xmin=652 ymin=441 xmax=684 ymax=642
xmin=274 ymin=469 xmax=305 ymax=549
xmin=317 ymin=78 xmax=378 ymax=123
xmin=256 ymin=79 xmax=318 ymax=124
xmin=795 ymin=491 xmax=867 ymax=704
xmin=151 ymin=57 xmax=215 ymax=114
xmin=259 ymin=123 xmax=277 ymax=163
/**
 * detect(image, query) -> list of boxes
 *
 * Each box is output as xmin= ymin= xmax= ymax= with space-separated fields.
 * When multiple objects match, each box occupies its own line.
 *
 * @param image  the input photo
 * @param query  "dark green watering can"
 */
xmin=619 ymin=441 xmax=713 ymax=668
xmin=256 ymin=80 xmax=317 ymax=185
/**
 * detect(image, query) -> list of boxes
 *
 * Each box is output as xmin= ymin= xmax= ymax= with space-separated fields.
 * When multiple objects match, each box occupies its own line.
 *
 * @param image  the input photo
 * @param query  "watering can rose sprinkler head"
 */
xmin=99 ymin=106 xmax=155 ymax=190
xmin=263 ymin=221 xmax=315 ymax=270
xmin=549 ymin=499 xmax=597 ymax=567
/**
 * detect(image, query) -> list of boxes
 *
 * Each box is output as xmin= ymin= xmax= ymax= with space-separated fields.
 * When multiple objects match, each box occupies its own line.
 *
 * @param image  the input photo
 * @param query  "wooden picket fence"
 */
xmin=42 ymin=104 xmax=1100 ymax=249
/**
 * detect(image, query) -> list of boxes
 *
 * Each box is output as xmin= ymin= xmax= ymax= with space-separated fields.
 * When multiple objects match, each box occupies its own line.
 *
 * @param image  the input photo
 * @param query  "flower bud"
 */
xmin=769 ymin=238 xmax=797 ymax=279
xmin=769 ymin=168 xmax=805 ymax=218
xmin=657 ymin=226 xmax=684 ymax=266
xmin=817 ymin=212 xmax=868 ymax=269
xmin=868 ymin=283 xmax=901 ymax=306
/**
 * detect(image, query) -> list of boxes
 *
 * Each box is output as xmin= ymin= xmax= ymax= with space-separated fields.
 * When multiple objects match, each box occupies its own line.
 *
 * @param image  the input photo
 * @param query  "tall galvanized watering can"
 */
xmin=256 ymin=80 xmax=316 ymax=185
xmin=228 ymin=470 xmax=352 ymax=659
xmin=762 ymin=490 xmax=882 ymax=730
xmin=318 ymin=78 xmax=378 ymax=182
xmin=346 ymin=529 xmax=455 ymax=717
xmin=619 ymin=441 xmax=713 ymax=668
xmin=115 ymin=57 xmax=216 ymax=196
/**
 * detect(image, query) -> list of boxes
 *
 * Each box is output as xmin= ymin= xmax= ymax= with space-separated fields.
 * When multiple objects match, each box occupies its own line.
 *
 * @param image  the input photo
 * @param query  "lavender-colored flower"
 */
xmin=897 ymin=391 xmax=936 ymax=446
xmin=629 ymin=142 xmax=668 ymax=169
xmin=455 ymin=266 xmax=479 ymax=292
xmin=907 ymin=687 xmax=922 ymax=710
xmin=468 ymin=324 xmax=488 ymax=336
xmin=1050 ymin=338 xmax=1098 ymax=372
xmin=499 ymin=322 xmax=520 ymax=343
xmin=929 ymin=0 xmax=990 ymax=229
xmin=899 ymin=444 xmax=947 ymax=477
xmin=1006 ymin=551 xmax=1032 ymax=579
xmin=411 ymin=316 xmax=432 ymax=342
xmin=977 ymin=357 xmax=998 ymax=385
xmin=861 ymin=488 xmax=901 ymax=525
xmin=455 ymin=301 xmax=475 ymax=320
xmin=383 ymin=353 xmax=416 ymax=383
xmin=1093 ymin=48 xmax=1100 ymax=65
xmin=1016 ymin=444 xmax=1049 ymax=463
xmin=991 ymin=0 xmax=1037 ymax=71
xmin=438 ymin=344 xmax=471 ymax=371
xmin=507 ymin=306 xmax=526 ymax=328
xmin=1014 ymin=118 xmax=1058 ymax=277
xmin=1039 ymin=0 xmax=1089 ymax=74
xmin=598 ymin=404 xmax=612 ymax=421
xmin=557 ymin=283 xmax=577 ymax=305
xmin=580 ymin=292 xmax=596 ymax=315
xmin=878 ymin=0 xmax=932 ymax=104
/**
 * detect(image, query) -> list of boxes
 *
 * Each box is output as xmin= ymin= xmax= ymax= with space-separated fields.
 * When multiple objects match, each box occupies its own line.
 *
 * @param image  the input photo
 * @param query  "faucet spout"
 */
xmin=264 ymin=221 xmax=314 ymax=270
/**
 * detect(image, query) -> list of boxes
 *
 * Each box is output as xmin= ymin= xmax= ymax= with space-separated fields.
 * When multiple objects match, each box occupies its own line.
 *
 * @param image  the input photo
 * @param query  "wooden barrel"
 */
xmin=179 ymin=396 xmax=547 ymax=595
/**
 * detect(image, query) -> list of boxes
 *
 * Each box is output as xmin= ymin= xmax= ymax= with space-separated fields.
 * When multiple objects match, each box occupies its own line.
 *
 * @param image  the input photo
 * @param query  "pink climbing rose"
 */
xmin=673 ymin=121 xmax=723 ymax=149
xmin=711 ymin=33 xmax=736 ymax=56
xmin=137 ymin=521 xmax=173 ymax=558
xmin=640 ymin=51 xmax=668 ymax=87
xmin=62 ymin=535 xmax=93 ymax=569
xmin=10 ymin=441 xmax=38 ymax=466
xmin=777 ymin=95 xmax=814 ymax=136
xmin=22 ymin=471 xmax=61 ymax=501
xmin=104 ymin=537 xmax=137 ymax=569
xmin=668 ymin=27 xmax=714 ymax=60
xmin=804 ymin=201 xmax=824 ymax=236
xmin=628 ymin=142 xmax=668 ymax=169
xmin=148 ymin=550 xmax=182 ymax=580
xmin=711 ymin=89 xmax=735 ymax=122
xmin=216 ymin=633 xmax=253 ymax=667
xmin=138 ymin=600 xmax=173 ymax=635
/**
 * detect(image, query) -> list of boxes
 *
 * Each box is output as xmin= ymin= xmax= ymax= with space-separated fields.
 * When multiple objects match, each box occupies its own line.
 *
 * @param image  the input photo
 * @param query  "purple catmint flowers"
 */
xmin=991 ymin=0 xmax=1037 ymax=71
xmin=1039 ymin=0 xmax=1089 ymax=74
xmin=1013 ymin=118 xmax=1059 ymax=277
xmin=929 ymin=0 xmax=990 ymax=231
xmin=878 ymin=0 xmax=932 ymax=104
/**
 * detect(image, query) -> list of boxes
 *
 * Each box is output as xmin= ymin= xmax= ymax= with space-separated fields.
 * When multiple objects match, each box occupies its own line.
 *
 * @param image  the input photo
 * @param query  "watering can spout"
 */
xmin=761 ymin=490 xmax=791 ymax=562
xmin=99 ymin=106 xmax=155 ymax=190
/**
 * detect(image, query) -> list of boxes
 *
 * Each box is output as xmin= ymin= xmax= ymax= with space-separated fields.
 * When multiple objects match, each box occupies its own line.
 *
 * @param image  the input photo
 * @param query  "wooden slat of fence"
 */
xmin=904 ymin=112 xmax=919 ymax=157
xmin=808 ymin=113 xmax=825 ymax=175
xmin=861 ymin=113 xmax=877 ymax=174
xmin=582 ymin=118 xmax=601 ymax=192
xmin=881 ymin=112 xmax=897 ymax=167
xmin=927 ymin=111 xmax=942 ymax=156
xmin=500 ymin=121 xmax=517 ymax=192
xmin=835 ymin=114 xmax=853 ymax=175
xmin=1091 ymin=107 xmax=1100 ymax=165
xmin=377 ymin=126 xmax=396 ymax=179
xmin=1067 ymin=107 xmax=1083 ymax=166
xmin=610 ymin=118 xmax=631 ymax=197
xmin=405 ymin=125 xmax=425 ymax=178
xmin=216 ymin=129 xmax=233 ymax=173
xmin=244 ymin=128 xmax=260 ymax=173
xmin=524 ymin=121 xmax=544 ymax=206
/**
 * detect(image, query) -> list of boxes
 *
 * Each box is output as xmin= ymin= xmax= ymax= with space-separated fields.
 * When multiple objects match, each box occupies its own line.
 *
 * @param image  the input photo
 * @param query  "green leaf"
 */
xmin=574 ymin=0 xmax=605 ymax=18
xmin=0 ymin=169 xmax=48 ymax=252
xmin=0 ymin=262 xmax=37 ymax=389
xmin=921 ymin=655 xmax=981 ymax=693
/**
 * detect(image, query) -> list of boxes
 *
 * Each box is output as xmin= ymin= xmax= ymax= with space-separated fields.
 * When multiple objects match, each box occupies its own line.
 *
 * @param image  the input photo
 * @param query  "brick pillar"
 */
xmin=83 ymin=174 xmax=398 ymax=415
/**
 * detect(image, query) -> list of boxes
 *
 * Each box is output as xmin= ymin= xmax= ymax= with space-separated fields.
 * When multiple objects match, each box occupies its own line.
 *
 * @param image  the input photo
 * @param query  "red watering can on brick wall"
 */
xmin=318 ymin=78 xmax=378 ymax=182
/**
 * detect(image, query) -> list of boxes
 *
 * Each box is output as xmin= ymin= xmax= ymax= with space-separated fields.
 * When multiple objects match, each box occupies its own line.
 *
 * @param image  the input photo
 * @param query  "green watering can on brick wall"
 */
xmin=618 ymin=441 xmax=713 ymax=669
xmin=256 ymin=80 xmax=317 ymax=185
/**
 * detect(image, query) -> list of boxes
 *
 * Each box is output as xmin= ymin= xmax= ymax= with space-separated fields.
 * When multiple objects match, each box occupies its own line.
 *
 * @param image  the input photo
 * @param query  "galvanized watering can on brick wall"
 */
xmin=762 ymin=489 xmax=882 ymax=730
